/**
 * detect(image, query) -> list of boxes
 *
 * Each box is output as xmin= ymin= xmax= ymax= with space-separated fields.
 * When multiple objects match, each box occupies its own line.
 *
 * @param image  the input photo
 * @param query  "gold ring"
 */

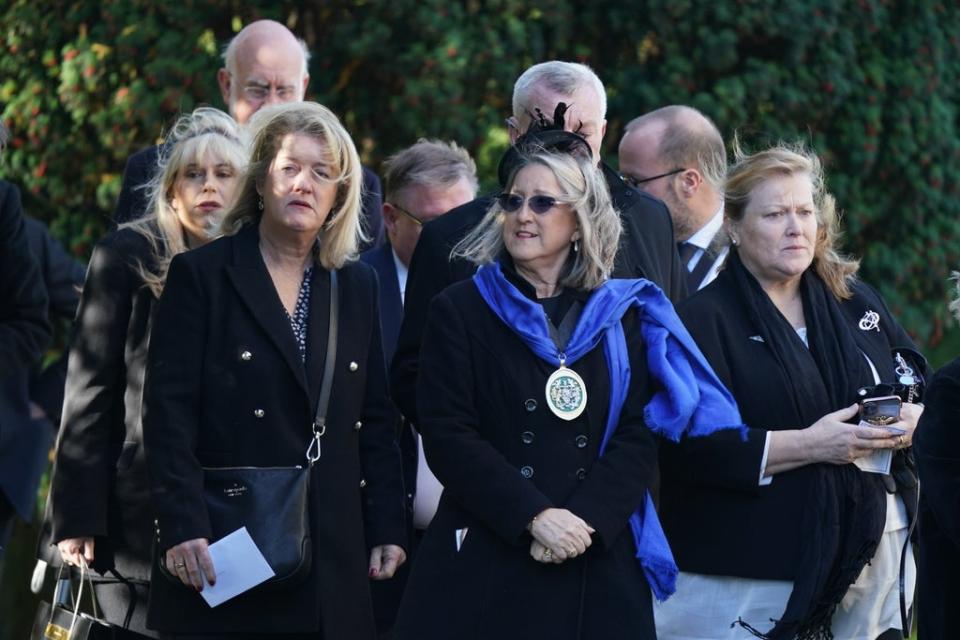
xmin=174 ymin=561 xmax=186 ymax=569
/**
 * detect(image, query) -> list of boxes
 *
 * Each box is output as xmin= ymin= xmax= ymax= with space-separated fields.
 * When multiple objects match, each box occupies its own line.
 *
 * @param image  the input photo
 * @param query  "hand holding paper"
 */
xmin=199 ymin=527 xmax=275 ymax=608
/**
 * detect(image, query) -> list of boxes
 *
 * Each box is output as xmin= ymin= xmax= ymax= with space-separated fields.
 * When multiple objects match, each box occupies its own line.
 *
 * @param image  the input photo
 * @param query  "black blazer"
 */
xmin=112 ymin=144 xmax=387 ymax=250
xmin=360 ymin=243 xmax=404 ymax=363
xmin=390 ymin=163 xmax=686 ymax=425
xmin=0 ymin=180 xmax=50 ymax=377
xmin=142 ymin=224 xmax=405 ymax=637
xmin=662 ymin=270 xmax=923 ymax=580
xmin=914 ymin=357 xmax=960 ymax=639
xmin=395 ymin=277 xmax=658 ymax=640
xmin=47 ymin=228 xmax=159 ymax=580
xmin=359 ymin=243 xmax=418 ymax=635
xmin=360 ymin=243 xmax=415 ymax=505
xmin=0 ymin=217 xmax=82 ymax=523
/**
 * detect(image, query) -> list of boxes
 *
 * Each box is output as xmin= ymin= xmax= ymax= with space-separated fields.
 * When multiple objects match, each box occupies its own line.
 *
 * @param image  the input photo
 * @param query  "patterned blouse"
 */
xmin=287 ymin=266 xmax=314 ymax=363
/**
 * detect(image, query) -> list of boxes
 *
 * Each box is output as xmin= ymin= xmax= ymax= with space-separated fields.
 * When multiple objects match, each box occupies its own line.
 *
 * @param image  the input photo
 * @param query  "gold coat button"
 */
xmin=240 ymin=350 xmax=252 ymax=361
xmin=354 ymin=421 xmax=362 ymax=431
xmin=254 ymin=409 xmax=265 ymax=418
xmin=349 ymin=361 xmax=359 ymax=372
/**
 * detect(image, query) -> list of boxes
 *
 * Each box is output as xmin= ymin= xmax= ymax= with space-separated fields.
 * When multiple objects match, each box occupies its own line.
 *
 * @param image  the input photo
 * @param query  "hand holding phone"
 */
xmin=859 ymin=395 xmax=905 ymax=434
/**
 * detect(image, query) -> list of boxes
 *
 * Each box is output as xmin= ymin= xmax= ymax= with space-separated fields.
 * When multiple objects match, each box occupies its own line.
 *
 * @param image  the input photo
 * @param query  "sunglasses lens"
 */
xmin=529 ymin=195 xmax=557 ymax=214
xmin=497 ymin=193 xmax=524 ymax=212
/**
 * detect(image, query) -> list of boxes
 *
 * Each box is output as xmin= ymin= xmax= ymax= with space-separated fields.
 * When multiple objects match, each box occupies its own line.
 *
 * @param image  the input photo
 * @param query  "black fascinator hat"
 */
xmin=497 ymin=102 xmax=593 ymax=187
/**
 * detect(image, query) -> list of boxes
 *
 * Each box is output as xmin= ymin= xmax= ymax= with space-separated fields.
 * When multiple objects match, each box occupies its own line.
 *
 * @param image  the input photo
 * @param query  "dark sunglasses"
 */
xmin=496 ymin=193 xmax=561 ymax=215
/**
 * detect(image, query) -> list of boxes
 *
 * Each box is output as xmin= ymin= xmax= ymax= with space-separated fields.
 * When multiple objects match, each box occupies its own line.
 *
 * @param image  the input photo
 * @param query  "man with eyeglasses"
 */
xmin=111 ymin=20 xmax=384 ymax=249
xmin=619 ymin=105 xmax=728 ymax=291
xmin=390 ymin=60 xmax=686 ymax=428
xmin=360 ymin=138 xmax=477 ymax=637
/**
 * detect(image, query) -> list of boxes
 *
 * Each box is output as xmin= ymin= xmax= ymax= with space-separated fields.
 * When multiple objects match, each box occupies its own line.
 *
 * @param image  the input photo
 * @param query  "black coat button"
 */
xmin=575 ymin=435 xmax=588 ymax=449
xmin=520 ymin=465 xmax=534 ymax=479
xmin=575 ymin=468 xmax=586 ymax=481
xmin=521 ymin=431 xmax=535 ymax=445
xmin=524 ymin=399 xmax=538 ymax=412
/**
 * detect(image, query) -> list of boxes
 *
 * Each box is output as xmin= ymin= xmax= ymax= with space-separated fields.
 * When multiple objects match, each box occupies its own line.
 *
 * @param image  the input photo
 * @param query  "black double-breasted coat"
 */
xmin=394 ymin=275 xmax=658 ymax=640
xmin=47 ymin=227 xmax=158 ymax=580
xmin=142 ymin=223 xmax=406 ymax=636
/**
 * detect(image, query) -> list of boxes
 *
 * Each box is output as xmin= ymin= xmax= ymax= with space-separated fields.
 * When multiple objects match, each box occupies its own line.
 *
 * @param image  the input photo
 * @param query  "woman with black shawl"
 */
xmin=656 ymin=144 xmax=924 ymax=640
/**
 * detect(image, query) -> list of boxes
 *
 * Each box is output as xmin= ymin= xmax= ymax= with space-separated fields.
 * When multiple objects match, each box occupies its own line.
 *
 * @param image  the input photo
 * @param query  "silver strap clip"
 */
xmin=305 ymin=420 xmax=326 ymax=464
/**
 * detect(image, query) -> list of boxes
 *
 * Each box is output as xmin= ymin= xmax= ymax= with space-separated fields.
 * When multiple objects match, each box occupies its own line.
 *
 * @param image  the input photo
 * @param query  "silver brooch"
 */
xmin=858 ymin=310 xmax=880 ymax=332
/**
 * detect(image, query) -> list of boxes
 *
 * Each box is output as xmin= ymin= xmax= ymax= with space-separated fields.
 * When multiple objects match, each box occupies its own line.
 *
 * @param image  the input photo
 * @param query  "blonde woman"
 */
xmin=658 ymin=143 xmax=926 ymax=640
xmin=142 ymin=102 xmax=406 ymax=638
xmin=49 ymin=107 xmax=246 ymax=636
xmin=395 ymin=123 xmax=741 ymax=640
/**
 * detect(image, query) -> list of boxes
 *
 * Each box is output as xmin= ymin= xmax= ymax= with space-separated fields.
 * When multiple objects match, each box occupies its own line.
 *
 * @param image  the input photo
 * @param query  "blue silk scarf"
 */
xmin=473 ymin=261 xmax=745 ymax=600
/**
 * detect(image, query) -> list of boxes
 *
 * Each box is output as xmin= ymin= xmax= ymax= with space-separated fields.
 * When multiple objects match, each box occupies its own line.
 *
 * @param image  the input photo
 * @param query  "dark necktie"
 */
xmin=677 ymin=241 xmax=698 ymax=268
xmin=677 ymin=241 xmax=711 ymax=291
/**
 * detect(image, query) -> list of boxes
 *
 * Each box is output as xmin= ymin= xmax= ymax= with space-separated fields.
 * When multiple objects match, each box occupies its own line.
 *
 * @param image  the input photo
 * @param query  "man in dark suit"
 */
xmin=0 ymin=174 xmax=51 ymax=559
xmin=619 ymin=105 xmax=729 ymax=292
xmin=361 ymin=139 xmax=477 ymax=637
xmin=112 ymin=19 xmax=385 ymax=249
xmin=390 ymin=61 xmax=687 ymax=426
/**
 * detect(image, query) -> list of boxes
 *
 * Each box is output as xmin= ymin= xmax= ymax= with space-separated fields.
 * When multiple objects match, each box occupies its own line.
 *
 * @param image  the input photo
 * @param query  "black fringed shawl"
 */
xmin=723 ymin=252 xmax=887 ymax=639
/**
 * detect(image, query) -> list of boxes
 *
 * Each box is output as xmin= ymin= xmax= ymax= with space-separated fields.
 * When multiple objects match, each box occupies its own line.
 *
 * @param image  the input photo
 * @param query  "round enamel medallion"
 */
xmin=545 ymin=366 xmax=587 ymax=421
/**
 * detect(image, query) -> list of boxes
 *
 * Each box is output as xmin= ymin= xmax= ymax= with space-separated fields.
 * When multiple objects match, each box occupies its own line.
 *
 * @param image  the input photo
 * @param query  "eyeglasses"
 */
xmin=389 ymin=203 xmax=424 ymax=226
xmin=238 ymin=81 xmax=299 ymax=102
xmin=622 ymin=168 xmax=687 ymax=190
xmin=496 ymin=193 xmax=562 ymax=215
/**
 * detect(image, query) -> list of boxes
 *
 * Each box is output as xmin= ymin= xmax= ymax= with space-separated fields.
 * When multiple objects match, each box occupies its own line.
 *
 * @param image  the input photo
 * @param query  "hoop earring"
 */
xmin=258 ymin=196 xmax=264 ymax=211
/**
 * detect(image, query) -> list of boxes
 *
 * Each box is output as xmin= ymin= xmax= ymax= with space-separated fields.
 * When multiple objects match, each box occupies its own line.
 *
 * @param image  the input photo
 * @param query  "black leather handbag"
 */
xmin=159 ymin=269 xmax=339 ymax=592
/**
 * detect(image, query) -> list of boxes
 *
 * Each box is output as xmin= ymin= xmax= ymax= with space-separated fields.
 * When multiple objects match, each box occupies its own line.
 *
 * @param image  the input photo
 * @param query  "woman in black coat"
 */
xmin=48 ymin=108 xmax=246 ymax=635
xmin=395 ymin=118 xmax=742 ymax=640
xmin=657 ymin=144 xmax=926 ymax=640
xmin=914 ymin=274 xmax=960 ymax=639
xmin=142 ymin=102 xmax=406 ymax=639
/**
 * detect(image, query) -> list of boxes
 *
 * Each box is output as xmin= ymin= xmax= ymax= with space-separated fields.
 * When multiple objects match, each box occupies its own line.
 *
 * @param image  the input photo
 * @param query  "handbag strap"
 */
xmin=49 ymin=558 xmax=98 ymax=638
xmin=306 ymin=269 xmax=339 ymax=464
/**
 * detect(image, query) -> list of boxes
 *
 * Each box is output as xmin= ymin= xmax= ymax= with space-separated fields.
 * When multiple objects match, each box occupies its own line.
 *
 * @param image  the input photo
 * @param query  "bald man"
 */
xmin=619 ymin=105 xmax=728 ymax=291
xmin=112 ymin=20 xmax=384 ymax=248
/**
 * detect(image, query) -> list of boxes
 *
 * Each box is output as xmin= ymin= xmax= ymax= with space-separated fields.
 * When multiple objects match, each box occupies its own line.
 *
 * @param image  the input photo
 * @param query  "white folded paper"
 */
xmin=200 ymin=527 xmax=275 ymax=608
xmin=852 ymin=421 xmax=904 ymax=475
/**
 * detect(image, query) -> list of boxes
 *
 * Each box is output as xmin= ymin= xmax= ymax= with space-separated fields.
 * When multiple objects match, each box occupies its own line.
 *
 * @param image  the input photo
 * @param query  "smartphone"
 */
xmin=859 ymin=395 xmax=904 ymax=432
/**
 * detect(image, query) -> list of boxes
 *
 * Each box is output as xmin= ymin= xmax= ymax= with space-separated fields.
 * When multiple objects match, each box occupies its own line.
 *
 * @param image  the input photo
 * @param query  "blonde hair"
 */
xmin=725 ymin=140 xmax=859 ymax=299
xmin=220 ymin=102 xmax=366 ymax=269
xmin=122 ymin=107 xmax=247 ymax=297
xmin=453 ymin=148 xmax=621 ymax=291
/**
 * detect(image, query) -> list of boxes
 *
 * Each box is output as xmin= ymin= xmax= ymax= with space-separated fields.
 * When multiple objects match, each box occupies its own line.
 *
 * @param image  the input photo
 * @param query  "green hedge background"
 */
xmin=0 ymin=1 xmax=957 ymax=634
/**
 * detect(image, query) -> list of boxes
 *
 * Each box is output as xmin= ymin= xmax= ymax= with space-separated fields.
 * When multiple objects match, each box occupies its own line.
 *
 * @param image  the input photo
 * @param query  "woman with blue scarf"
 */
xmin=394 ymin=116 xmax=743 ymax=640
